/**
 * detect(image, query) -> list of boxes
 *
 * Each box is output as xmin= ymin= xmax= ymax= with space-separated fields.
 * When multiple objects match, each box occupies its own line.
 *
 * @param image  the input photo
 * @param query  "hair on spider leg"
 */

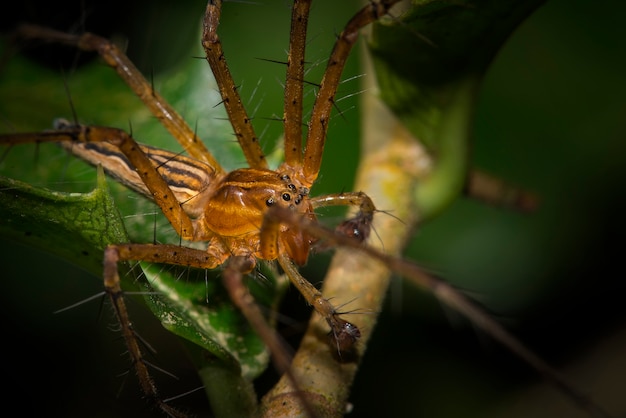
xmin=325 ymin=295 xmax=376 ymax=318
xmin=162 ymin=385 xmax=208 ymax=406
xmin=243 ymin=261 xmax=275 ymax=289
xmin=322 ymin=295 xmax=378 ymax=353
xmin=246 ymin=77 xmax=266 ymax=117
xmin=108 ymin=328 xmax=203 ymax=412
xmin=105 ymin=268 xmax=214 ymax=409
xmin=50 ymin=270 xmax=176 ymax=377
xmin=252 ymin=294 xmax=310 ymax=353
xmin=52 ymin=290 xmax=108 ymax=314
xmin=141 ymin=357 xmax=182 ymax=382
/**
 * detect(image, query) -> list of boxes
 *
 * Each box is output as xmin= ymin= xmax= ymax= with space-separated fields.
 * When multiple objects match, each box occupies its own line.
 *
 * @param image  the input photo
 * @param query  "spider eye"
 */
xmin=280 ymin=174 xmax=290 ymax=181
xmin=266 ymin=197 xmax=275 ymax=206
xmin=288 ymin=183 xmax=297 ymax=191
xmin=282 ymin=193 xmax=291 ymax=201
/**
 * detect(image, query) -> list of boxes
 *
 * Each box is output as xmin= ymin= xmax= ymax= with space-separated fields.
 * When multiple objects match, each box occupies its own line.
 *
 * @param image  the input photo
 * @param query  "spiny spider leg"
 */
xmin=282 ymin=0 xmax=311 ymax=166
xmin=202 ymin=0 xmax=268 ymax=169
xmin=5 ymin=123 xmax=195 ymax=239
xmin=302 ymin=0 xmax=399 ymax=183
xmin=106 ymin=243 xmax=320 ymax=418
xmin=310 ymin=191 xmax=376 ymax=242
xmin=104 ymin=245 xmax=208 ymax=418
xmin=13 ymin=23 xmax=222 ymax=171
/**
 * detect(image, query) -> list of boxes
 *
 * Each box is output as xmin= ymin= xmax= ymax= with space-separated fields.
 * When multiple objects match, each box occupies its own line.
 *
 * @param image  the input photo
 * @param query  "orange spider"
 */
xmin=0 ymin=1 xmax=399 ymax=416
xmin=1 ymin=1 xmax=613 ymax=418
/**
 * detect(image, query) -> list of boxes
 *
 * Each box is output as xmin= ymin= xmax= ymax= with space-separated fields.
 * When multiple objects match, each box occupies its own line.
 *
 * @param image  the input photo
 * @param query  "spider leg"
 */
xmin=202 ymin=0 xmax=268 ymax=170
xmin=282 ymin=0 xmax=311 ymax=168
xmin=310 ymin=191 xmax=376 ymax=242
xmin=1 ymin=124 xmax=195 ymax=239
xmin=13 ymin=24 xmax=222 ymax=171
xmin=277 ymin=252 xmax=361 ymax=353
xmin=109 ymin=244 xmax=320 ymax=417
xmin=302 ymin=0 xmax=400 ymax=184
xmin=259 ymin=205 xmax=365 ymax=354
xmin=259 ymin=204 xmax=378 ymax=417
xmin=103 ymin=244 xmax=225 ymax=418
xmin=221 ymin=255 xmax=319 ymax=418
xmin=467 ymin=169 xmax=540 ymax=212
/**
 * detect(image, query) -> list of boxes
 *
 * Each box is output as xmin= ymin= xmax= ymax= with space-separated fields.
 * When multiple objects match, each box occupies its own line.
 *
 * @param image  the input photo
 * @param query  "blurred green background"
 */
xmin=1 ymin=0 xmax=625 ymax=417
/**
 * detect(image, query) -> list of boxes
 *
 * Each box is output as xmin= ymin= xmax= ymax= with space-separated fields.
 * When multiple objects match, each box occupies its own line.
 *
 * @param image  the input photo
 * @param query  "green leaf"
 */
xmin=368 ymin=0 xmax=546 ymax=220
xmin=0 ymin=166 xmax=128 ymax=275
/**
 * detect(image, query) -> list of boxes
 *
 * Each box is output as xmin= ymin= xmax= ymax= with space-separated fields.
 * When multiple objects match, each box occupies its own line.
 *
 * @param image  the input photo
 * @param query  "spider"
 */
xmin=0 ymin=1 xmax=619 ymax=417
xmin=0 ymin=1 xmax=401 ymax=416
